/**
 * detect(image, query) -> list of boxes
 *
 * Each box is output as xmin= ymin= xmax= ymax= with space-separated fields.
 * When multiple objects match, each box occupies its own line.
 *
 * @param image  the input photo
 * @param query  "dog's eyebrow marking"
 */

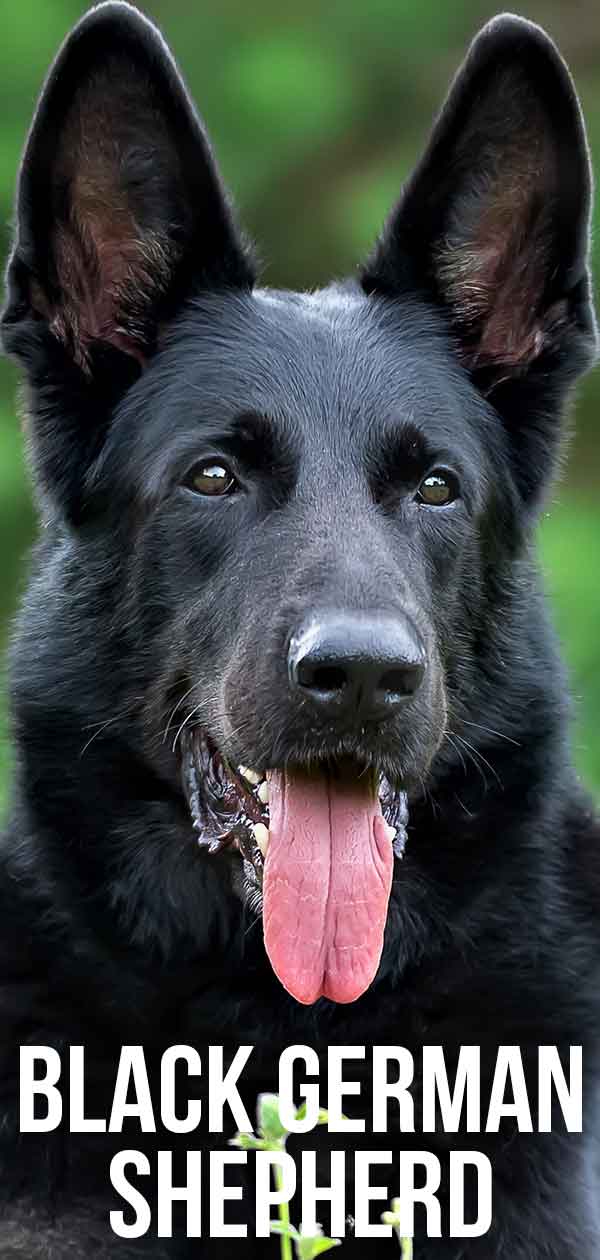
xmin=232 ymin=410 xmax=275 ymax=446
xmin=224 ymin=410 xmax=298 ymax=478
xmin=366 ymin=421 xmax=431 ymax=484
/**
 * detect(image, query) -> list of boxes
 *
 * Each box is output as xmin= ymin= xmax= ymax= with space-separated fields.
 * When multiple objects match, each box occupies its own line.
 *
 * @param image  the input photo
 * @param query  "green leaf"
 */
xmin=297 ymin=1236 xmax=341 ymax=1259
xmin=381 ymin=1200 xmax=413 ymax=1257
xmin=270 ymin=1222 xmax=301 ymax=1242
xmin=229 ymin=1132 xmax=265 ymax=1150
xmin=294 ymin=1104 xmax=335 ymax=1127
xmin=257 ymin=1092 xmax=288 ymax=1142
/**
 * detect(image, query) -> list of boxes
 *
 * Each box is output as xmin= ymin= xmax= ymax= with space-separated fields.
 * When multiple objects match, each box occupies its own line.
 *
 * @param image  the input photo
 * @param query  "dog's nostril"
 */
xmin=378 ymin=664 xmax=424 ymax=697
xmin=302 ymin=664 xmax=348 ymax=693
xmin=288 ymin=611 xmax=426 ymax=721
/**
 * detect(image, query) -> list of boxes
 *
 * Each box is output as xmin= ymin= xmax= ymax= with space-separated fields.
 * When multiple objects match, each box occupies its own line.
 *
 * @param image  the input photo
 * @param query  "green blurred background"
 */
xmin=0 ymin=1 xmax=598 ymax=800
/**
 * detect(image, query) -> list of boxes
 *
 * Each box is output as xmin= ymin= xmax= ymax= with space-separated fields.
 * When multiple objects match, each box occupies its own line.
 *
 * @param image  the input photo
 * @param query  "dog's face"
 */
xmin=2 ymin=4 xmax=595 ymax=1004
xmin=110 ymin=290 xmax=475 ymax=780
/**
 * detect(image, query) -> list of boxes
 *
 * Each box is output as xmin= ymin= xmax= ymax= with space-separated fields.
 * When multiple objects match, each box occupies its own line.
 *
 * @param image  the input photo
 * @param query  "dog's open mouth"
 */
xmin=180 ymin=728 xmax=408 ymax=1005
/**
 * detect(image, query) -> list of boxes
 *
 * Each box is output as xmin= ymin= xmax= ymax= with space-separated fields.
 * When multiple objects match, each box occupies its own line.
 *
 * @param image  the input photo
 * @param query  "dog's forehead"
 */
xmin=116 ymin=285 xmax=491 ymax=474
xmin=171 ymin=288 xmax=477 ymax=423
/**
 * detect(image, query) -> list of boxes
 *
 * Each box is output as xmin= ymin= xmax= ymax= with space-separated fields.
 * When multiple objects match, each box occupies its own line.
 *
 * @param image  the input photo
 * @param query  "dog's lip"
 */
xmin=179 ymin=729 xmax=269 ymax=867
xmin=179 ymin=727 xmax=409 ymax=883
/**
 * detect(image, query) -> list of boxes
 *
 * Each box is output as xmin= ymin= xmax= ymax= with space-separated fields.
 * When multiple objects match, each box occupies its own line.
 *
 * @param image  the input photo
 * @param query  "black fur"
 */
xmin=0 ymin=4 xmax=599 ymax=1255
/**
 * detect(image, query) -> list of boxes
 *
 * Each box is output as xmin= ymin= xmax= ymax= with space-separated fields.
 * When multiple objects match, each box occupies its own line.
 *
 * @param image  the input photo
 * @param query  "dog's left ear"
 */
xmin=362 ymin=16 xmax=597 ymax=395
xmin=2 ymin=2 xmax=253 ymax=372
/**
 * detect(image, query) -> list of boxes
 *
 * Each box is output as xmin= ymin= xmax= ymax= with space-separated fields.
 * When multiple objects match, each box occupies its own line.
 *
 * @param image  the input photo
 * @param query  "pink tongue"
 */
xmin=262 ymin=769 xmax=394 ymax=1005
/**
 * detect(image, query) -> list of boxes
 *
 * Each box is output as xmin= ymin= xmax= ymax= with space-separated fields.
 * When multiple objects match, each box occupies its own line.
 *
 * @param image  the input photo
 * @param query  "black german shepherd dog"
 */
xmin=0 ymin=2 xmax=599 ymax=1255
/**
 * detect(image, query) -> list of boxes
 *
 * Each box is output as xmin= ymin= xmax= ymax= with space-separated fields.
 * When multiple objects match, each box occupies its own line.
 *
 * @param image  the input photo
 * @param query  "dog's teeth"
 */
xmin=257 ymin=780 xmax=269 ymax=805
xmin=238 ymin=765 xmax=261 ymax=786
xmin=252 ymin=822 xmax=270 ymax=857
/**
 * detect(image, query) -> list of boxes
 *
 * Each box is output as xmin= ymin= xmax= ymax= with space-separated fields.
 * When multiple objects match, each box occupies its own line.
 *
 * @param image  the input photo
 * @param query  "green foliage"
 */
xmin=0 ymin=0 xmax=597 ymax=808
xmin=231 ymin=1095 xmax=340 ymax=1260
xmin=271 ymin=1223 xmax=341 ymax=1258
xmin=256 ymin=1092 xmax=289 ymax=1143
xmin=232 ymin=1095 xmax=414 ymax=1257
xmin=382 ymin=1200 xmax=414 ymax=1257
xmin=540 ymin=501 xmax=600 ymax=791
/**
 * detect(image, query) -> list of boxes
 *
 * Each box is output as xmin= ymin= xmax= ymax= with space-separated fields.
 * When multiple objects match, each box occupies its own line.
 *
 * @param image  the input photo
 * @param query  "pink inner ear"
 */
xmin=468 ymin=217 xmax=547 ymax=368
xmin=49 ymin=175 xmax=173 ymax=370
xmin=438 ymin=189 xmax=555 ymax=371
xmin=434 ymin=89 xmax=564 ymax=374
xmin=35 ymin=63 xmax=182 ymax=373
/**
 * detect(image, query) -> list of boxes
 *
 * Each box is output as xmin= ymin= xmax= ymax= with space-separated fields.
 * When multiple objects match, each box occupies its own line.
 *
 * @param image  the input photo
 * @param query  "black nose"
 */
xmin=288 ymin=611 xmax=426 ymax=720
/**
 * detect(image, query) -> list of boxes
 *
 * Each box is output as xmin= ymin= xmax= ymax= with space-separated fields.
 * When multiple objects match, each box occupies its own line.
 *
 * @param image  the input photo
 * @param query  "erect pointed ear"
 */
xmin=1 ymin=1 xmax=254 ymax=372
xmin=361 ymin=15 xmax=596 ymax=391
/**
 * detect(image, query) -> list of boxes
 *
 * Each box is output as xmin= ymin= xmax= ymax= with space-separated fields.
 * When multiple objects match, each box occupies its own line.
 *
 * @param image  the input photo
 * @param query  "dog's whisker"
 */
xmin=444 ymin=732 xmax=468 ymax=779
xmin=460 ymin=719 xmax=521 ymax=748
xmin=161 ymin=681 xmax=199 ymax=745
xmin=171 ymin=703 xmax=204 ymax=754
xmin=447 ymin=731 xmax=504 ymax=795
xmin=452 ymin=737 xmax=489 ymax=792
xmin=79 ymin=716 xmax=121 ymax=758
xmin=454 ymin=792 xmax=474 ymax=819
xmin=454 ymin=735 xmax=503 ymax=790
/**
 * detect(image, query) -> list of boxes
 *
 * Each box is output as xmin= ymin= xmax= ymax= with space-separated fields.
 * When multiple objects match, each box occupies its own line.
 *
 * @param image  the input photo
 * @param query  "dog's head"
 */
xmin=2 ymin=4 xmax=595 ymax=1003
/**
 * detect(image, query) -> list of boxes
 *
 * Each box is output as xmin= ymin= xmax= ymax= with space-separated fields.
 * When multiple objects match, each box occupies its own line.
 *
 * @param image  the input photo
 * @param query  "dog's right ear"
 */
xmin=1 ymin=2 xmax=254 ymax=374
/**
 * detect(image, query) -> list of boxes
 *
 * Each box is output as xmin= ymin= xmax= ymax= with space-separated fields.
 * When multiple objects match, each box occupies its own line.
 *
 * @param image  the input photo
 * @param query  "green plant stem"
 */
xmin=274 ymin=1157 xmax=293 ymax=1260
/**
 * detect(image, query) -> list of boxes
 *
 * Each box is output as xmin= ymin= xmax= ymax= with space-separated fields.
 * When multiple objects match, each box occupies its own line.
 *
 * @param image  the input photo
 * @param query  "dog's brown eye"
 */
xmin=186 ymin=461 xmax=237 ymax=497
xmin=416 ymin=470 xmax=458 ymax=507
